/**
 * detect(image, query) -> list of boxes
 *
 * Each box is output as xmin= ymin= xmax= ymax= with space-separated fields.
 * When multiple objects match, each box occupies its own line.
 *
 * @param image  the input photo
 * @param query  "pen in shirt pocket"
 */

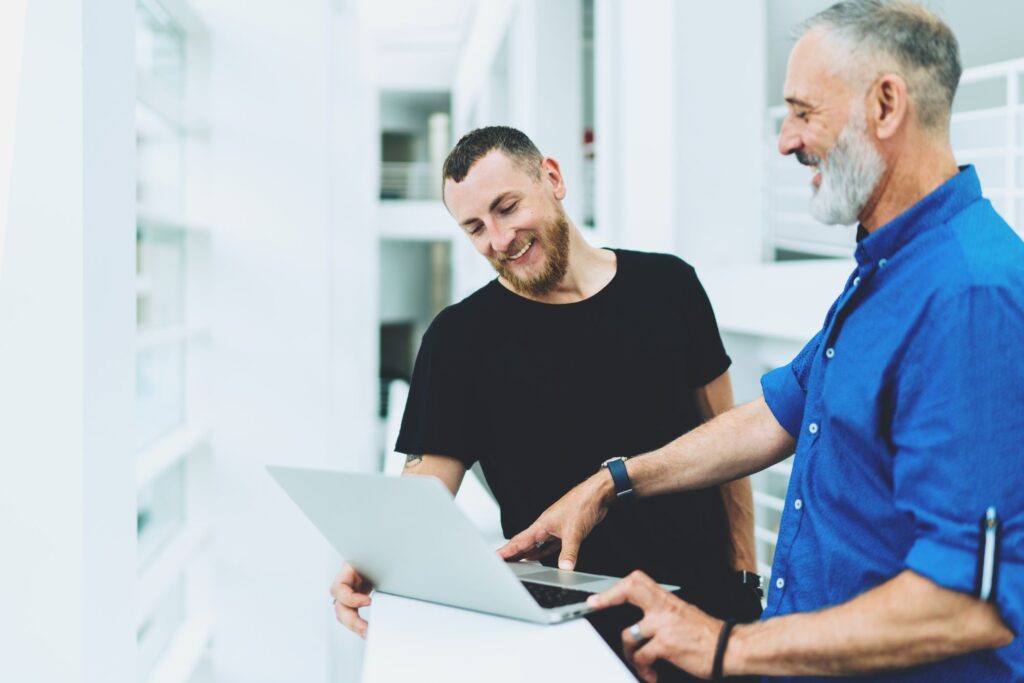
xmin=975 ymin=506 xmax=999 ymax=602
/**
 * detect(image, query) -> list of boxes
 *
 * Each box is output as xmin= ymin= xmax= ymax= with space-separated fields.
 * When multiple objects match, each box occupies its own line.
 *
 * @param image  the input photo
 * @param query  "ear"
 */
xmin=869 ymin=73 xmax=909 ymax=141
xmin=539 ymin=157 xmax=567 ymax=201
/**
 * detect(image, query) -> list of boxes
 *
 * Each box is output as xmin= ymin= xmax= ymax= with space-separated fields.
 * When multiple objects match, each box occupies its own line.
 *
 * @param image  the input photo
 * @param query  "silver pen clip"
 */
xmin=979 ymin=506 xmax=998 ymax=602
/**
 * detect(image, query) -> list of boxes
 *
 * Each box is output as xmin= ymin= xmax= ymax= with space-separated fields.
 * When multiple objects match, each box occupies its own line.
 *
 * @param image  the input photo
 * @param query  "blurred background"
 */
xmin=0 ymin=1 xmax=1022 ymax=682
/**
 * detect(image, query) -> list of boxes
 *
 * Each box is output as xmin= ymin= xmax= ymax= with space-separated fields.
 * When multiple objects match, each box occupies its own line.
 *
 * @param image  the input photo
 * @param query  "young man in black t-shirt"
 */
xmin=331 ymin=127 xmax=761 ymax=681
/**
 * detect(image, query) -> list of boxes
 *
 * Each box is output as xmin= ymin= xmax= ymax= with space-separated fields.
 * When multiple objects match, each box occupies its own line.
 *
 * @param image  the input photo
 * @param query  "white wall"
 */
xmin=197 ymin=1 xmax=378 ymax=682
xmin=0 ymin=1 xmax=136 ymax=682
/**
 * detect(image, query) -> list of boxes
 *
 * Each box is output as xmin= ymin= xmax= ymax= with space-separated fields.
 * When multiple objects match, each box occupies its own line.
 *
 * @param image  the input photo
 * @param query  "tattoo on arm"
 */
xmin=404 ymin=454 xmax=424 ymax=468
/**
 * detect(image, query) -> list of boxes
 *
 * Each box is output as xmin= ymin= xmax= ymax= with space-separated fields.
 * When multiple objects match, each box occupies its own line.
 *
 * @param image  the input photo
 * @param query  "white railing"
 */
xmin=380 ymin=161 xmax=440 ymax=201
xmin=765 ymin=57 xmax=1024 ymax=258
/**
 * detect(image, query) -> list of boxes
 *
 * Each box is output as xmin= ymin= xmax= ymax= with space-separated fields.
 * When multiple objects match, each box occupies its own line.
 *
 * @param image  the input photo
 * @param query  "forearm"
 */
xmin=625 ymin=397 xmax=795 ymax=500
xmin=727 ymin=570 xmax=1014 ymax=677
xmin=401 ymin=454 xmax=466 ymax=495
xmin=720 ymin=476 xmax=757 ymax=572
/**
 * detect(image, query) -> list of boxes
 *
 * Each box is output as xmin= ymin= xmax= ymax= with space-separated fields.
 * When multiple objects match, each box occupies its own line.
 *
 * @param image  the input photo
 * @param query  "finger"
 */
xmin=498 ymin=526 xmax=555 ymax=561
xmin=332 ymin=582 xmax=373 ymax=609
xmin=334 ymin=599 xmax=369 ymax=637
xmin=335 ymin=563 xmax=368 ymax=594
xmin=621 ymin=614 xmax=660 ymax=665
xmin=557 ymin=523 xmax=586 ymax=570
xmin=587 ymin=570 xmax=663 ymax=610
xmin=512 ymin=539 xmax=562 ymax=563
xmin=631 ymin=638 xmax=663 ymax=683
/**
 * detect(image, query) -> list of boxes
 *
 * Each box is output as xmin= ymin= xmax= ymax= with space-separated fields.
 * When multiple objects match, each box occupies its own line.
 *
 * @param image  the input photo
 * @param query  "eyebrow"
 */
xmin=785 ymin=96 xmax=813 ymax=109
xmin=460 ymin=191 xmax=518 ymax=227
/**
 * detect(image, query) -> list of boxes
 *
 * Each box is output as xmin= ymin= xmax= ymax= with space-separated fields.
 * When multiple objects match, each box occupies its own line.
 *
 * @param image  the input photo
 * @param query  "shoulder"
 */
xmin=929 ymin=201 xmax=1024 ymax=301
xmin=614 ymin=249 xmax=697 ymax=286
xmin=423 ymin=280 xmax=501 ymax=346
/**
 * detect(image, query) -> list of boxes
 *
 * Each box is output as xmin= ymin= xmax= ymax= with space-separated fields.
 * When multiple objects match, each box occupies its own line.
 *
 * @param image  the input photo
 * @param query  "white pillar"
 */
xmin=199 ymin=0 xmax=377 ymax=681
xmin=0 ymin=1 xmax=136 ymax=682
xmin=673 ymin=1 xmax=766 ymax=269
xmin=508 ymin=0 xmax=584 ymax=225
xmin=596 ymin=0 xmax=677 ymax=253
xmin=428 ymin=112 xmax=450 ymax=200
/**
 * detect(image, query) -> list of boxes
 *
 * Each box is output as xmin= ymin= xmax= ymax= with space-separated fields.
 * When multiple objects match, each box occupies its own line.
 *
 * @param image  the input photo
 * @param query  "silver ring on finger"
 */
xmin=629 ymin=622 xmax=646 ymax=643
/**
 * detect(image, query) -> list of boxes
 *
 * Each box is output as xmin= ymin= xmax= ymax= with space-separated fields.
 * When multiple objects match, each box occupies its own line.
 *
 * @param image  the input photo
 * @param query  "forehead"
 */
xmin=784 ymin=29 xmax=850 ymax=104
xmin=443 ymin=150 xmax=537 ymax=219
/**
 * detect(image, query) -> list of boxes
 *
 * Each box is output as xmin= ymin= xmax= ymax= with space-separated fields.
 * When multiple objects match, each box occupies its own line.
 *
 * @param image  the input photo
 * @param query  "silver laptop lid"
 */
xmin=267 ymin=466 xmax=549 ymax=622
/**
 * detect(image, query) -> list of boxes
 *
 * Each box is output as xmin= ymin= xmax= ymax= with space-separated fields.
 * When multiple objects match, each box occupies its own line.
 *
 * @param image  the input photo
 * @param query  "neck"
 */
xmin=858 ymin=131 xmax=959 ymax=233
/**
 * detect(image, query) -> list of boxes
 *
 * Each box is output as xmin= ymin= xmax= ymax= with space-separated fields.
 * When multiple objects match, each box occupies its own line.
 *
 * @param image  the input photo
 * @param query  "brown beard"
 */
xmin=490 ymin=211 xmax=570 ymax=297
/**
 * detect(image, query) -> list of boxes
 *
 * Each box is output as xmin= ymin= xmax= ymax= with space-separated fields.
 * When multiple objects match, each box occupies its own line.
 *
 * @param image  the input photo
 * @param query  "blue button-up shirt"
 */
xmin=760 ymin=166 xmax=1024 ymax=681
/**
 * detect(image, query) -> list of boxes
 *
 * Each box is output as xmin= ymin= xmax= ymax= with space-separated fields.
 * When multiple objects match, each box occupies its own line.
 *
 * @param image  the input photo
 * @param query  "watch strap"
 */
xmin=606 ymin=457 xmax=634 ymax=499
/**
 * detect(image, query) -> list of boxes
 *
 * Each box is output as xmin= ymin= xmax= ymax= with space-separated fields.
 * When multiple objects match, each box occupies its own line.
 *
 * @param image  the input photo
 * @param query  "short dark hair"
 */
xmin=442 ymin=126 xmax=544 ymax=187
xmin=801 ymin=0 xmax=961 ymax=130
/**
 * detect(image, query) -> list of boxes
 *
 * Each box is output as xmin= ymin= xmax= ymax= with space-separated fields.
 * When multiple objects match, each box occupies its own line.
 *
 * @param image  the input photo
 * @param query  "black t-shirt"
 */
xmin=396 ymin=249 xmax=735 ymax=599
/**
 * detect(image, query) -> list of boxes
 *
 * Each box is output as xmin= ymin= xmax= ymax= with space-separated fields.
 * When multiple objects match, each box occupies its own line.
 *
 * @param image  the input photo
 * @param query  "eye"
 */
xmin=796 ymin=110 xmax=809 ymax=121
xmin=469 ymin=224 xmax=483 ymax=236
xmin=500 ymin=201 xmax=519 ymax=215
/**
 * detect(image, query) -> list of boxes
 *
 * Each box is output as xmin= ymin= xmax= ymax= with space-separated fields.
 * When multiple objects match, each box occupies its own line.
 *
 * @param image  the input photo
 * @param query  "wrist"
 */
xmin=592 ymin=470 xmax=617 ymax=508
xmin=722 ymin=622 xmax=752 ymax=677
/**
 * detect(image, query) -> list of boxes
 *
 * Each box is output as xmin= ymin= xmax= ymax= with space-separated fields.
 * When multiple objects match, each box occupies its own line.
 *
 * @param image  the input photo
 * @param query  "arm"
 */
xmin=693 ymin=371 xmax=756 ymax=573
xmin=727 ymin=570 xmax=1012 ymax=676
xmin=400 ymin=453 xmax=467 ymax=495
xmin=587 ymin=569 xmax=1012 ymax=680
xmin=331 ymin=454 xmax=467 ymax=637
xmin=498 ymin=396 xmax=795 ymax=569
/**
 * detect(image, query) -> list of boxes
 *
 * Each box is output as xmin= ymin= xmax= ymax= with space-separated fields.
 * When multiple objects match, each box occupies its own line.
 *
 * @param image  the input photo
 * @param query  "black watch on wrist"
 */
xmin=600 ymin=456 xmax=634 ymax=500
xmin=737 ymin=570 xmax=763 ymax=598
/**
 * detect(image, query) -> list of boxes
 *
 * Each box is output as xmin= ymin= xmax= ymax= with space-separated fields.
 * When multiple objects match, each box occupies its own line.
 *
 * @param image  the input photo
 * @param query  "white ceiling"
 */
xmin=358 ymin=0 xmax=478 ymax=91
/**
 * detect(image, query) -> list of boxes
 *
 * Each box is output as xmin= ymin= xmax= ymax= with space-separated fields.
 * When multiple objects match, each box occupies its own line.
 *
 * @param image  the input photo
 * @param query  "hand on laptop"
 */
xmin=330 ymin=563 xmax=373 ymax=638
xmin=497 ymin=472 xmax=614 ymax=570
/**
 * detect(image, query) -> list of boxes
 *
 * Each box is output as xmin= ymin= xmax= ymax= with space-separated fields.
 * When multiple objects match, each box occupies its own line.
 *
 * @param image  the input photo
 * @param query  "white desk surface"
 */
xmin=361 ymin=592 xmax=637 ymax=682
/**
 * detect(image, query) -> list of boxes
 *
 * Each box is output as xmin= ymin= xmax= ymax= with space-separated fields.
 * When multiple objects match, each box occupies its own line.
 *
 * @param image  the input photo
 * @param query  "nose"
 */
xmin=488 ymin=222 xmax=517 ymax=254
xmin=777 ymin=114 xmax=801 ymax=157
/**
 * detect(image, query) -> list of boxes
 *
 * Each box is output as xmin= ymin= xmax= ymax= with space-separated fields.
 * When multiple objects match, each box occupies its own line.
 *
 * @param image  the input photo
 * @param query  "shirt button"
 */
xmin=808 ymin=422 xmax=819 ymax=435
xmin=825 ymin=347 xmax=835 ymax=359
xmin=853 ymin=276 xmax=861 ymax=287
xmin=879 ymin=258 xmax=888 ymax=268
xmin=794 ymin=498 xmax=803 ymax=510
xmin=776 ymin=577 xmax=785 ymax=590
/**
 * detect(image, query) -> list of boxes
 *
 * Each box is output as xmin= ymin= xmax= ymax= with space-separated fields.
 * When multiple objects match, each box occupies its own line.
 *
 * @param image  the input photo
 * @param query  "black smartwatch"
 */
xmin=737 ymin=570 xmax=764 ymax=598
xmin=600 ymin=456 xmax=635 ymax=500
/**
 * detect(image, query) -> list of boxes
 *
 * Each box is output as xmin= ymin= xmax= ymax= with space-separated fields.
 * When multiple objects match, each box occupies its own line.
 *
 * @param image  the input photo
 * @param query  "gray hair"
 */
xmin=800 ymin=0 xmax=961 ymax=131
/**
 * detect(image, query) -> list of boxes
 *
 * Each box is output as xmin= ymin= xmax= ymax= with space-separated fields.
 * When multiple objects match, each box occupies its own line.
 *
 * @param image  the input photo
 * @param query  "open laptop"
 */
xmin=267 ymin=465 xmax=679 ymax=624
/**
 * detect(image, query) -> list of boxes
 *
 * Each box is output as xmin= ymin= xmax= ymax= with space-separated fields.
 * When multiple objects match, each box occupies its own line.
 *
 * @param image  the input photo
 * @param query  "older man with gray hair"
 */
xmin=499 ymin=1 xmax=1023 ymax=680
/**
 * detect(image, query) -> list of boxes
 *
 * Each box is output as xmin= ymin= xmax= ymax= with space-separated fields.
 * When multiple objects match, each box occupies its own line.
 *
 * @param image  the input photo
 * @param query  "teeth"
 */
xmin=509 ymin=239 xmax=534 ymax=260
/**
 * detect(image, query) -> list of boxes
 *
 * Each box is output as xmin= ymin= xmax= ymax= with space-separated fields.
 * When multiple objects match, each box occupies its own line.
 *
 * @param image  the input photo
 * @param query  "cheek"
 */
xmin=471 ymin=235 xmax=492 ymax=257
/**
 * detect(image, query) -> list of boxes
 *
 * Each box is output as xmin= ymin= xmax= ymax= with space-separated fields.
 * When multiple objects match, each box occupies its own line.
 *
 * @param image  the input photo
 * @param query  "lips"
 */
xmin=506 ymin=238 xmax=535 ymax=262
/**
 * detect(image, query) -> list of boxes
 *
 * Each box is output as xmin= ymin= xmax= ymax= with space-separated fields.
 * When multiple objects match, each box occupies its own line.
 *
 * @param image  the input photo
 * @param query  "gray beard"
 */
xmin=809 ymin=108 xmax=885 ymax=226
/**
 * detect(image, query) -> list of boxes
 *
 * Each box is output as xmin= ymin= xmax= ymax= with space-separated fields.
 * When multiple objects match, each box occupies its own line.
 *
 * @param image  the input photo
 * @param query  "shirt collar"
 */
xmin=854 ymin=165 xmax=982 ymax=266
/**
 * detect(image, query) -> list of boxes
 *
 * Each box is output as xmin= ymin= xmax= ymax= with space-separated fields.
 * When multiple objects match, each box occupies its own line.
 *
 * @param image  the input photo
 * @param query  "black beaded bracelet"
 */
xmin=711 ymin=619 xmax=738 ymax=681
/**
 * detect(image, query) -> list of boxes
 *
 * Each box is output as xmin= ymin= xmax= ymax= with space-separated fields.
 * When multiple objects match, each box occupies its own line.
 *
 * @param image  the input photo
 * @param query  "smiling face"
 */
xmin=443 ymin=150 xmax=570 ymax=297
xmin=779 ymin=30 xmax=885 ymax=225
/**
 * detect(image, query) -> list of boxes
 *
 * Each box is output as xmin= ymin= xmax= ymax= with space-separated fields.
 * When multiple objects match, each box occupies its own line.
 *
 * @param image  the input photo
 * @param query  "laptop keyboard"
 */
xmin=521 ymin=581 xmax=594 ymax=608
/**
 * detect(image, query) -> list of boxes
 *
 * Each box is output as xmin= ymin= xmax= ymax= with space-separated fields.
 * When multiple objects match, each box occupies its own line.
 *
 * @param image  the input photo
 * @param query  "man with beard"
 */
xmin=330 ymin=125 xmax=763 ymax=681
xmin=500 ymin=1 xmax=1023 ymax=681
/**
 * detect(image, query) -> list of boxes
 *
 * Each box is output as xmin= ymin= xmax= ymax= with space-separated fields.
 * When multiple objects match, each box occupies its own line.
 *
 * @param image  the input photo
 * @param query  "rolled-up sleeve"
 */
xmin=893 ymin=285 xmax=1024 ymax=634
xmin=760 ymin=329 xmax=824 ymax=439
